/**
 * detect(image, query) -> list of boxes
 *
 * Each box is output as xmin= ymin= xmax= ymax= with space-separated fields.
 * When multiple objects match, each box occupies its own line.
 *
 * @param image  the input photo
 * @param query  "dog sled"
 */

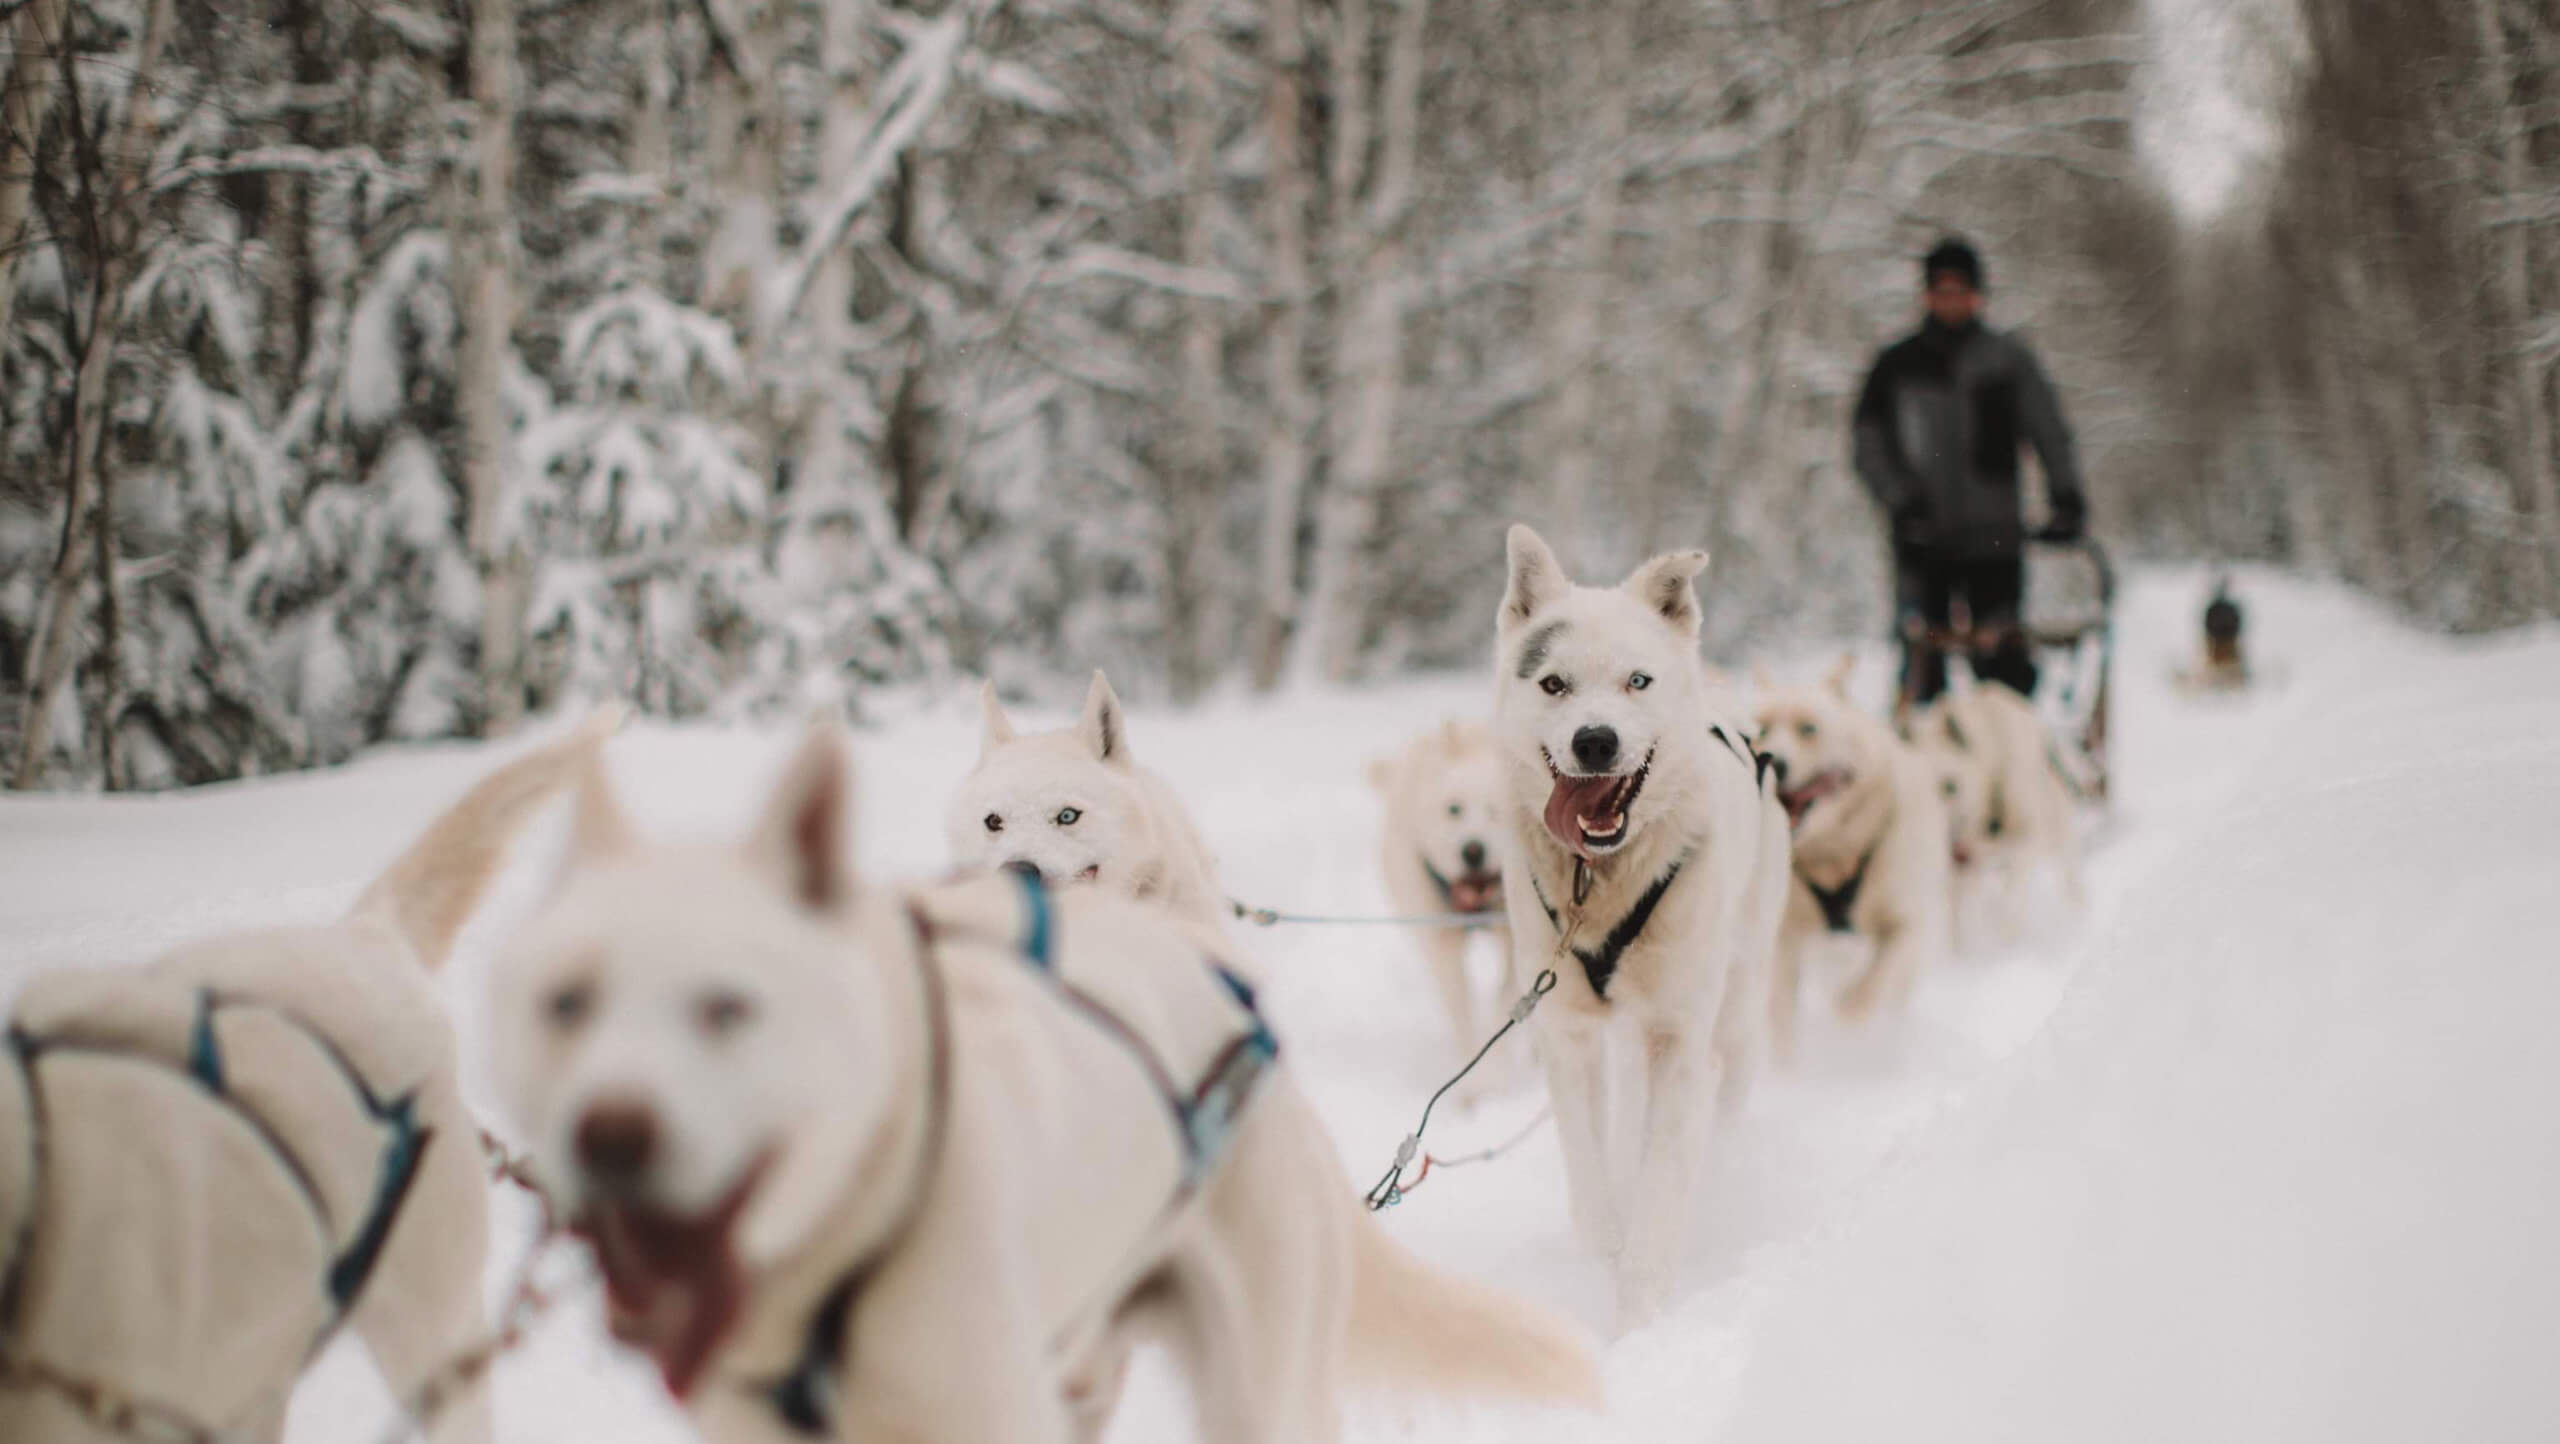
xmin=1896 ymin=537 xmax=2116 ymax=805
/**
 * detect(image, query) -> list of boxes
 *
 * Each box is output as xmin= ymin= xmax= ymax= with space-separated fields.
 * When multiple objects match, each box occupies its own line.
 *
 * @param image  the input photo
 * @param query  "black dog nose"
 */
xmin=1460 ymin=840 xmax=1488 ymax=871
xmin=575 ymin=1099 xmax=659 ymax=1185
xmin=1765 ymin=753 xmax=1790 ymax=786
xmin=1570 ymin=725 xmax=1618 ymax=772
xmin=1001 ymin=858 xmax=1044 ymax=881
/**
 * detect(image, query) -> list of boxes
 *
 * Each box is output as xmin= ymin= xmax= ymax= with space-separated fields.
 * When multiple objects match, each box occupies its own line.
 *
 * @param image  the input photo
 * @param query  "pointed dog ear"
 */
xmin=747 ymin=714 xmax=858 ymax=913
xmin=1824 ymin=651 xmax=1857 ymax=699
xmin=977 ymin=680 xmax=1016 ymax=758
xmin=1078 ymin=670 xmax=1127 ymax=766
xmin=1620 ymin=548 xmax=1710 ymax=636
xmin=564 ymin=750 xmax=636 ymax=866
xmin=1502 ymin=524 xmax=1569 ymax=628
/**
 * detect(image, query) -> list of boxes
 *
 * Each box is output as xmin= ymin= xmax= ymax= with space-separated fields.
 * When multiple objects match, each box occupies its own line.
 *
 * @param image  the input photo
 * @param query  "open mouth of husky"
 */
xmin=577 ymin=1152 xmax=773 ymax=1401
xmin=1541 ymin=748 xmax=1653 ymax=857
xmin=1424 ymin=860 xmax=1504 ymax=914
xmin=1777 ymin=768 xmax=1852 ymax=831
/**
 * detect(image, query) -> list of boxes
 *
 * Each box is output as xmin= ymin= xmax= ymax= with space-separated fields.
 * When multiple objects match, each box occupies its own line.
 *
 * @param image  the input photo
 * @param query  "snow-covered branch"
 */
xmin=762 ymin=11 xmax=967 ymax=334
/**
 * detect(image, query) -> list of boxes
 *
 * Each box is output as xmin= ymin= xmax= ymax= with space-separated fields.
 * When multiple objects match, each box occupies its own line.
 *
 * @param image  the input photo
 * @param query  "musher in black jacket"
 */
xmin=1853 ymin=238 xmax=2088 ymax=705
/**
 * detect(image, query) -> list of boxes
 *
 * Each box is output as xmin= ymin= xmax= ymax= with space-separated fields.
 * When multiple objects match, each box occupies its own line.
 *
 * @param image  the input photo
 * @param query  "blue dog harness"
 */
xmin=760 ymin=870 xmax=1278 ymax=1436
xmin=1 ymin=989 xmax=432 ymax=1346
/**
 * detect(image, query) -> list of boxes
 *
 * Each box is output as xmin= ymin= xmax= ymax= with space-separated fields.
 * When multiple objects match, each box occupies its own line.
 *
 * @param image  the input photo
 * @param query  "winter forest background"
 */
xmin=0 ymin=0 xmax=2554 ymax=790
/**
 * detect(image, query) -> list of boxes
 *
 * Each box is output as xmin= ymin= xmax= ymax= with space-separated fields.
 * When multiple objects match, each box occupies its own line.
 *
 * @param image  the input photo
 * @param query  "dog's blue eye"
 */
xmin=1628 ymin=671 xmax=1652 ymax=691
xmin=1446 ymin=802 xmax=1462 ymax=818
xmin=983 ymin=813 xmax=1003 ymax=834
xmin=1055 ymin=807 xmax=1082 ymax=826
xmin=1539 ymin=675 xmax=1568 ymax=697
xmin=1797 ymin=721 xmax=1818 ymax=740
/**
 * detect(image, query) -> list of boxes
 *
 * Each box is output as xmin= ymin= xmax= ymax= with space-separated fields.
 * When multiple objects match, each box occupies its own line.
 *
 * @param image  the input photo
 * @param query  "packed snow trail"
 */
xmin=1 ymin=569 xmax=2546 ymax=1441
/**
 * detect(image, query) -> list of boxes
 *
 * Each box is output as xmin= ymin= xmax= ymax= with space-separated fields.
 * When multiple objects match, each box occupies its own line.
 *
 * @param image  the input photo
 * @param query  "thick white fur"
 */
xmin=1906 ymin=675 xmax=2085 ymax=935
xmin=1489 ymin=525 xmax=1791 ymax=1329
xmin=1754 ymin=664 xmax=1953 ymax=1058
xmin=946 ymin=671 xmax=1229 ymax=934
xmin=490 ymin=722 xmax=1601 ymax=1443
xmin=1368 ymin=720 xmax=1510 ymax=1061
xmin=0 ymin=710 xmax=619 ymax=1444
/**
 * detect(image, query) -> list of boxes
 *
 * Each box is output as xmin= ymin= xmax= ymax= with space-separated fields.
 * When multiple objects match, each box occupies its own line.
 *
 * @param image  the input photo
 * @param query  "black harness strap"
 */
xmin=1800 ymin=842 xmax=1881 ymax=935
xmin=1526 ymin=852 xmax=1692 ymax=1000
xmin=1711 ymin=724 xmax=1776 ymax=790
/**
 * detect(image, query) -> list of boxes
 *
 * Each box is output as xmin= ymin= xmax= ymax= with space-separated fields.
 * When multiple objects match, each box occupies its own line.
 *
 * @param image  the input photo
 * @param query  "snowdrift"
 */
xmin=2 ymin=569 xmax=2554 ymax=1442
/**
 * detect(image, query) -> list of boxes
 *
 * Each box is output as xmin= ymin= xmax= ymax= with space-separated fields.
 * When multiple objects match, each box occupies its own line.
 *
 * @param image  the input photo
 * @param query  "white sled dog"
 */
xmin=1490 ymin=525 xmax=1791 ymax=1327
xmin=490 ymin=719 xmax=1600 ymax=1444
xmin=949 ymin=671 xmax=1230 ymax=934
xmin=1753 ymin=659 xmax=1952 ymax=1057
xmin=0 ymin=710 xmax=619 ymax=1444
xmin=1905 ymin=674 xmax=2085 ymax=929
xmin=1369 ymin=720 xmax=1510 ymax=1058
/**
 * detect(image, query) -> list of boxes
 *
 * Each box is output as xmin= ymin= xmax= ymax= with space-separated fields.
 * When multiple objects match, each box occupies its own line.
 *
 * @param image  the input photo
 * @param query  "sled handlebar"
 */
xmin=2032 ymin=534 xmax=2114 ymax=608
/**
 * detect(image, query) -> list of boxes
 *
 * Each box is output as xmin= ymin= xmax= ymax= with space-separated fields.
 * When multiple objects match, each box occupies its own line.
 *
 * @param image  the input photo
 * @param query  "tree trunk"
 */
xmin=91 ymin=425 xmax=122 ymax=790
xmin=14 ymin=0 xmax=170 ymax=790
xmin=456 ymin=0 xmax=523 ymax=734
xmin=1536 ymin=0 xmax=1631 ymax=560
xmin=0 ymin=0 xmax=69 ymax=349
xmin=1293 ymin=0 xmax=1427 ymax=684
xmin=1248 ymin=0 xmax=1312 ymax=690
xmin=1165 ymin=0 xmax=1225 ymax=699
xmin=2474 ymin=0 xmax=2560 ymax=611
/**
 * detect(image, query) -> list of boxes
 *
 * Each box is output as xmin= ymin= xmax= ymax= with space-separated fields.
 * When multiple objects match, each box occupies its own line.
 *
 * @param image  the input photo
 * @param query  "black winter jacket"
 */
xmin=1852 ymin=318 xmax=2086 ymax=561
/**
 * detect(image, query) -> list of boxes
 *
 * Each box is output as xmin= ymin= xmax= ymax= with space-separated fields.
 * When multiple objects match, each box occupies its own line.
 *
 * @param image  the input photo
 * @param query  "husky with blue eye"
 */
xmin=1489 ymin=524 xmax=1792 ymax=1331
xmin=946 ymin=671 xmax=1229 ymax=936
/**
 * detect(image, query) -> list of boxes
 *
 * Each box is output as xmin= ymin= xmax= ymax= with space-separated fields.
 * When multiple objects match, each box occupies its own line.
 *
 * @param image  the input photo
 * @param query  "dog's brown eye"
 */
xmin=1539 ymin=675 xmax=1568 ymax=697
xmin=697 ymin=989 xmax=755 ymax=1038
xmin=1054 ymin=806 xmax=1082 ymax=826
xmin=983 ymin=813 xmax=1003 ymax=834
xmin=1627 ymin=671 xmax=1652 ymax=692
xmin=546 ymin=981 xmax=595 ymax=1032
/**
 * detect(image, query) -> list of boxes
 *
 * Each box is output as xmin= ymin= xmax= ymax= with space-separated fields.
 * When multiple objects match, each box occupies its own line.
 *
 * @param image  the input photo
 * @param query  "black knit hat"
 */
xmin=1923 ymin=237 xmax=1983 ymax=290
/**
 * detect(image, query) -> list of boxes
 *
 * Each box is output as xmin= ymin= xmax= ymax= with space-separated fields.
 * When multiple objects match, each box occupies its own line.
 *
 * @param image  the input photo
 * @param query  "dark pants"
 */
xmin=1897 ymin=554 xmax=2037 ymax=705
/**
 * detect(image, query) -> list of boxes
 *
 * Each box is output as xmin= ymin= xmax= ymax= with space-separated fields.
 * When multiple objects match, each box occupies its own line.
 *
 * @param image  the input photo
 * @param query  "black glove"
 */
xmin=2033 ymin=510 xmax=2084 ymax=544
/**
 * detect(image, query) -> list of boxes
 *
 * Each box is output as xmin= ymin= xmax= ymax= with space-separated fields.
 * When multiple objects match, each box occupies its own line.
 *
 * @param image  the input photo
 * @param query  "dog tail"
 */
xmin=351 ymin=706 xmax=626 ymax=970
xmin=1342 ymin=1212 xmax=1603 ymax=1408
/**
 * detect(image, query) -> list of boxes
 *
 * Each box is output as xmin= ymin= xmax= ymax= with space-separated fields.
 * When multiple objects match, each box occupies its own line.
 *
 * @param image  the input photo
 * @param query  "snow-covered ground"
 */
xmin=4 ymin=567 xmax=2555 ymax=1442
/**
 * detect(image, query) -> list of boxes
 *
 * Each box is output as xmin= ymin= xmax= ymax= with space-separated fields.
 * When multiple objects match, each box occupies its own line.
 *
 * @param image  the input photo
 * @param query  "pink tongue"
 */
xmin=1543 ymin=774 xmax=1624 ymax=856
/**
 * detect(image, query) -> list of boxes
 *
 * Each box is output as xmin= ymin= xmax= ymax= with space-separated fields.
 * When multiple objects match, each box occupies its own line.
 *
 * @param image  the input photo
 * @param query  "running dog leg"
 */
xmin=1837 ymin=918 xmax=1927 ymax=1023
xmin=1539 ymin=1011 xmax=1622 ymax=1259
xmin=1618 ymin=1024 xmax=1716 ymax=1329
